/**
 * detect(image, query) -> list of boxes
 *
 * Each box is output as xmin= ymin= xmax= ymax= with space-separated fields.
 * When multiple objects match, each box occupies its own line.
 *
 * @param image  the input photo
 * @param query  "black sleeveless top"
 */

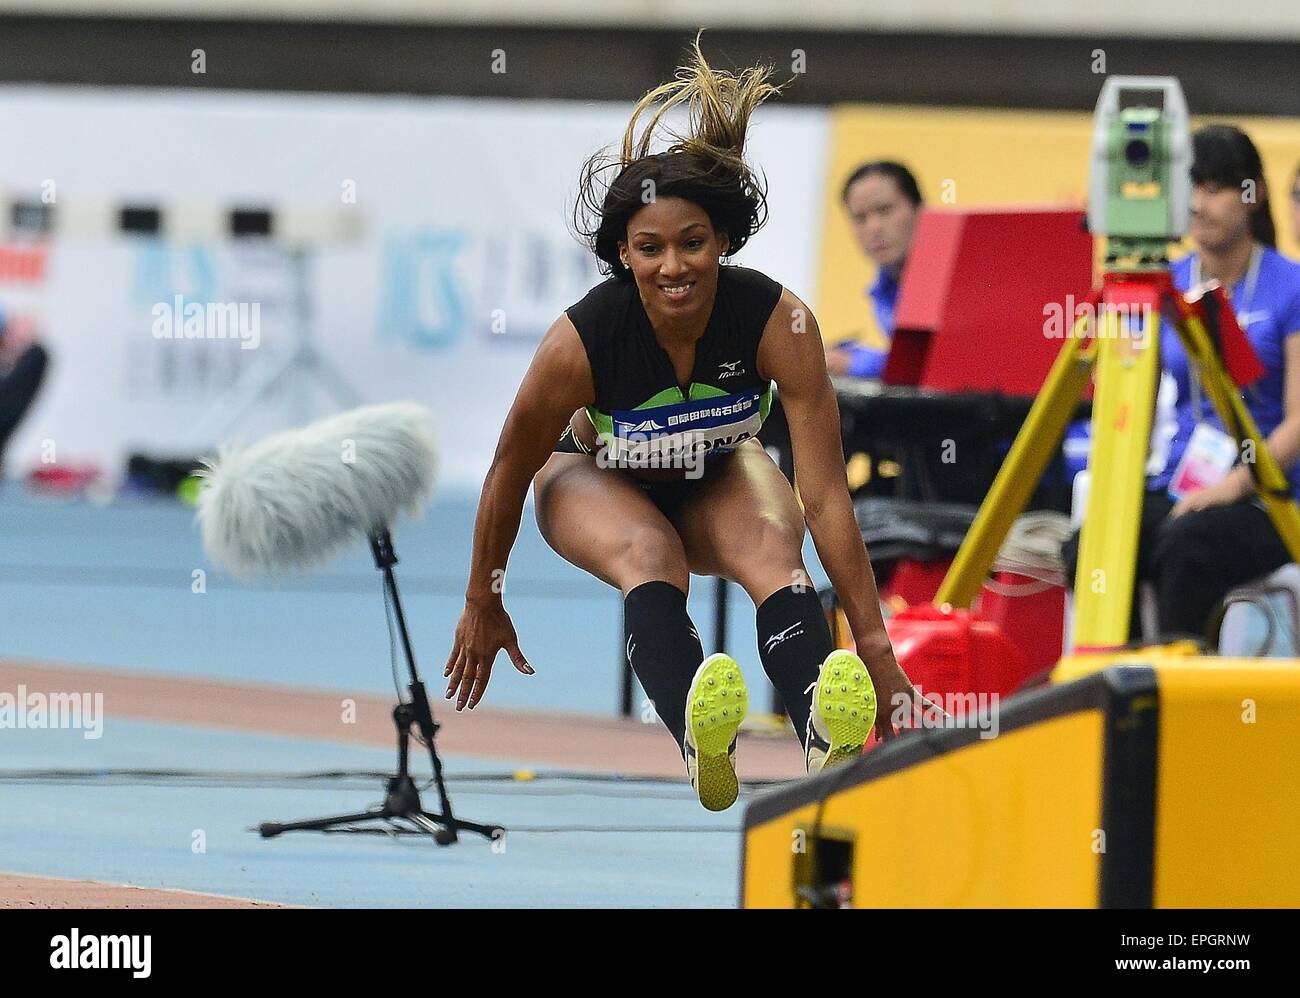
xmin=564 ymin=265 xmax=783 ymax=468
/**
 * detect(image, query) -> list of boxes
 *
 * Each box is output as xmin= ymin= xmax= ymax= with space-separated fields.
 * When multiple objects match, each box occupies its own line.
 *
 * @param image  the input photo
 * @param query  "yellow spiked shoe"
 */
xmin=683 ymin=653 xmax=749 ymax=811
xmin=804 ymin=649 xmax=877 ymax=775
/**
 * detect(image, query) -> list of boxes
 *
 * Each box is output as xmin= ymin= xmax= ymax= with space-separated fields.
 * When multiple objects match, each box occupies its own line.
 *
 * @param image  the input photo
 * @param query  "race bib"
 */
xmin=1168 ymin=423 xmax=1238 ymax=500
xmin=607 ymin=391 xmax=764 ymax=465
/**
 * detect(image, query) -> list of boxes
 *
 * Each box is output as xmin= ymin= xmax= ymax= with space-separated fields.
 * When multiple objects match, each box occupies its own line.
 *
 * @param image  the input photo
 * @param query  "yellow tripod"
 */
xmin=935 ymin=264 xmax=1300 ymax=650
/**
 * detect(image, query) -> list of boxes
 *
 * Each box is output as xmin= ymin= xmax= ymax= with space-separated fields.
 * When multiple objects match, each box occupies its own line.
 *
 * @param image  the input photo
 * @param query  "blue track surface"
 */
xmin=0 ymin=486 xmax=822 ymax=906
xmin=0 ymin=486 xmax=830 ymax=714
xmin=1 ymin=719 xmax=758 ymax=907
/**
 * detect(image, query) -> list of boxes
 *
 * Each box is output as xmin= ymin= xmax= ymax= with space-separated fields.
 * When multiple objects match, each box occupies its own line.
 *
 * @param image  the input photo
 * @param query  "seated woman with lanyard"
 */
xmin=1065 ymin=124 xmax=1300 ymax=640
xmin=824 ymin=161 xmax=922 ymax=379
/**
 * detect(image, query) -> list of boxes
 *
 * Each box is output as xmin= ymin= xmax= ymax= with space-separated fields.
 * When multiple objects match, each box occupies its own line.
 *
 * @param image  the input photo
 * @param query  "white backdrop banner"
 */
xmin=0 ymin=86 xmax=828 ymax=492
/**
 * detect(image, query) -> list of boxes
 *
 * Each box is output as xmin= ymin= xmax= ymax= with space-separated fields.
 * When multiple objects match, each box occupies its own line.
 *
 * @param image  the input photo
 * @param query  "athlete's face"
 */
xmin=1189 ymin=179 xmax=1256 ymax=254
xmin=619 ymin=197 xmax=729 ymax=323
xmin=843 ymin=174 xmax=918 ymax=273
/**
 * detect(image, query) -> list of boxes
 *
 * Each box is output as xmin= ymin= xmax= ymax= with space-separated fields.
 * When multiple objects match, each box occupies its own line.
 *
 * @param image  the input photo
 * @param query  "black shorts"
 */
xmin=552 ymin=425 xmax=727 ymax=518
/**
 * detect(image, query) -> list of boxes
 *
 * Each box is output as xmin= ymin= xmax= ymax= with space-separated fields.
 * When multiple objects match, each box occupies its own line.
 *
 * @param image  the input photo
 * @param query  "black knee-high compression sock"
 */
xmin=755 ymin=585 xmax=836 ymax=749
xmin=624 ymin=580 xmax=705 ymax=755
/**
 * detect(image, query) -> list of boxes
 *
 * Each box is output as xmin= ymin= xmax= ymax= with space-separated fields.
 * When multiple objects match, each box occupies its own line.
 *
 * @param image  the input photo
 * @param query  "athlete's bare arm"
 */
xmin=465 ymin=313 xmax=595 ymax=602
xmin=445 ymin=314 xmax=594 ymax=710
xmin=757 ymin=287 xmax=936 ymax=740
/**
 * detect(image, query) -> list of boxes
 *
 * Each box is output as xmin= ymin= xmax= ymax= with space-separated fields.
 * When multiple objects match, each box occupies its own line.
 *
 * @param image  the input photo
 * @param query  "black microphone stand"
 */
xmin=258 ymin=528 xmax=503 ymax=845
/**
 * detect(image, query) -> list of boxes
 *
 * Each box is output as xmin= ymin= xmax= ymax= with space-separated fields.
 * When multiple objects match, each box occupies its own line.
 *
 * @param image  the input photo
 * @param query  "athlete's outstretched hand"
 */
xmin=863 ymin=654 xmax=949 ymax=744
xmin=444 ymin=598 xmax=534 ymax=711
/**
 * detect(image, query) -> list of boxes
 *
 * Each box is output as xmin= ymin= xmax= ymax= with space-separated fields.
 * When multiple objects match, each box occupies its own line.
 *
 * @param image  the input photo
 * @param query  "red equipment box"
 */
xmin=884 ymin=207 xmax=1093 ymax=397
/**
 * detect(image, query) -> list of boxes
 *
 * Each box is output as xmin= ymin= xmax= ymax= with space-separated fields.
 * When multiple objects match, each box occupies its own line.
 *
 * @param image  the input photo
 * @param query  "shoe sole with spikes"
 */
xmin=812 ymin=649 xmax=877 ymax=771
xmin=684 ymin=653 xmax=748 ymax=811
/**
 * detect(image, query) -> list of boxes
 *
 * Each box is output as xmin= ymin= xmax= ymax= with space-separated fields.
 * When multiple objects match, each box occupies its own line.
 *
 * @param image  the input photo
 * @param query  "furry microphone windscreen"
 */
xmin=196 ymin=402 xmax=438 ymax=577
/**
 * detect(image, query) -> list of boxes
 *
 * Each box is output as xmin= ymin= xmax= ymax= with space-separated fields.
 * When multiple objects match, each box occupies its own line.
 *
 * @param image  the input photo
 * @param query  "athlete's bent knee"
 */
xmin=616 ymin=526 xmax=689 ymax=592
xmin=723 ymin=516 xmax=806 ymax=598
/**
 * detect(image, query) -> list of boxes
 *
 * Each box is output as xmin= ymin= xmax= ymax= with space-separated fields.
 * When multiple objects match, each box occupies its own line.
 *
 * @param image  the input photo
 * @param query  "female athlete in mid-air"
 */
xmin=445 ymin=35 xmax=930 ymax=810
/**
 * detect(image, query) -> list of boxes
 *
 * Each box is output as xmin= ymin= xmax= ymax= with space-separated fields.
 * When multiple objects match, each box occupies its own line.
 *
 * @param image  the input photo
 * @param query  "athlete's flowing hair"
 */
xmin=574 ymin=31 xmax=785 ymax=280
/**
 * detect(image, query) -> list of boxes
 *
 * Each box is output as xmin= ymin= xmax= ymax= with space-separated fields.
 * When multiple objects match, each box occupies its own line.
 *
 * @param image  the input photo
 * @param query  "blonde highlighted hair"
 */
xmin=574 ymin=31 xmax=787 ymax=279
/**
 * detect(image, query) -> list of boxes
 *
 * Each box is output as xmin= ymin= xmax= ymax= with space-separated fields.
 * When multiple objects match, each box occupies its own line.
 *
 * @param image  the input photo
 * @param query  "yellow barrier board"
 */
xmin=741 ymin=664 xmax=1300 ymax=908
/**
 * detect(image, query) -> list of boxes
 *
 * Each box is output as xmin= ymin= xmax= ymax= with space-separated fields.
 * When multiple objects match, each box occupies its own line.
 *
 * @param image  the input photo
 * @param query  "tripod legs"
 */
xmin=258 ymin=693 xmax=504 ymax=846
xmin=1072 ymin=290 xmax=1162 ymax=647
xmin=937 ymin=307 xmax=1099 ymax=608
xmin=258 ymin=776 xmax=502 ymax=845
xmin=257 ymin=531 xmax=504 ymax=847
xmin=937 ymin=272 xmax=1300 ymax=653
